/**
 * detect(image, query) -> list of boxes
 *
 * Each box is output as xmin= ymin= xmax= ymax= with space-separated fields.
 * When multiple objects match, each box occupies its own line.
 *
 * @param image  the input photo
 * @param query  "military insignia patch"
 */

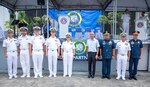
xmin=103 ymin=41 xmax=105 ymax=45
xmin=125 ymin=43 xmax=128 ymax=45
xmin=109 ymin=41 xmax=112 ymax=45
xmin=131 ymin=41 xmax=134 ymax=44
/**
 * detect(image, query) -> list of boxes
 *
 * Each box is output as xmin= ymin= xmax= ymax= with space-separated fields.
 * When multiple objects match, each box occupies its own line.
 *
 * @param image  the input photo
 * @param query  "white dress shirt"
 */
xmin=3 ymin=37 xmax=17 ymax=52
xmin=61 ymin=41 xmax=75 ymax=53
xmin=116 ymin=40 xmax=131 ymax=55
xmin=18 ymin=35 xmax=30 ymax=50
xmin=30 ymin=35 xmax=45 ymax=50
xmin=45 ymin=37 xmax=61 ymax=50
xmin=121 ymin=14 xmax=130 ymax=23
xmin=86 ymin=38 xmax=100 ymax=52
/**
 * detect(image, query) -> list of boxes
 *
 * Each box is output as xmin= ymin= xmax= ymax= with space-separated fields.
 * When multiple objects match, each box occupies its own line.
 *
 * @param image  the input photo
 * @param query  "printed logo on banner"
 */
xmin=68 ymin=11 xmax=82 ymax=26
xmin=60 ymin=17 xmax=67 ymax=24
xmin=74 ymin=41 xmax=86 ymax=55
xmin=137 ymin=22 xmax=144 ymax=28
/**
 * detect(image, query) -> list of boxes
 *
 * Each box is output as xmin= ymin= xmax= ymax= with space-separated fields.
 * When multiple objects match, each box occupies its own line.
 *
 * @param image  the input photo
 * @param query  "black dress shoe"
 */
xmin=102 ymin=76 xmax=106 ymax=79
xmin=91 ymin=75 xmax=95 ymax=78
xmin=129 ymin=77 xmax=132 ymax=80
xmin=133 ymin=76 xmax=137 ymax=80
xmin=106 ymin=76 xmax=111 ymax=79
xmin=88 ymin=75 xmax=91 ymax=78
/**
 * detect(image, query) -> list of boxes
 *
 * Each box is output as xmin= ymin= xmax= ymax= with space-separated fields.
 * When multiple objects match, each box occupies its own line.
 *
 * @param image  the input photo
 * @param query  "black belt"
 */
xmin=88 ymin=52 xmax=97 ymax=53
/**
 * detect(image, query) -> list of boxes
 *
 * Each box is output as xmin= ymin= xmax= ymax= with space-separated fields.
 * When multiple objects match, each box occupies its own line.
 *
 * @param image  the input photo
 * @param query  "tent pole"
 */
xmin=113 ymin=0 xmax=115 ymax=39
xmin=114 ymin=0 xmax=117 ymax=39
xmin=47 ymin=0 xmax=49 ymax=38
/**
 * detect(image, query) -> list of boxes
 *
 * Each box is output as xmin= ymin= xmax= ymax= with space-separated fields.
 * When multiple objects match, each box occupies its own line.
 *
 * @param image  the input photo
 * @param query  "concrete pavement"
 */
xmin=0 ymin=71 xmax=149 ymax=87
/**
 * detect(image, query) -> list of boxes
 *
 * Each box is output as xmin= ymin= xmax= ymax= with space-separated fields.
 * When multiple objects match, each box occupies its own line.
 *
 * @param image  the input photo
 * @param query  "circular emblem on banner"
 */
xmin=74 ymin=41 xmax=86 ymax=54
xmin=137 ymin=22 xmax=144 ymax=28
xmin=60 ymin=17 xmax=67 ymax=24
xmin=68 ymin=11 xmax=82 ymax=26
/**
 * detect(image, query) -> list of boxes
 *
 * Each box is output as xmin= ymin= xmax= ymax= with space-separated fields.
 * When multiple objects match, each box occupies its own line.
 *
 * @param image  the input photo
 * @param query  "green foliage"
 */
xmin=42 ymin=15 xmax=50 ymax=24
xmin=98 ymin=12 xmax=124 ymax=34
xmin=4 ymin=20 xmax=14 ymax=29
xmin=5 ymin=11 xmax=50 ymax=33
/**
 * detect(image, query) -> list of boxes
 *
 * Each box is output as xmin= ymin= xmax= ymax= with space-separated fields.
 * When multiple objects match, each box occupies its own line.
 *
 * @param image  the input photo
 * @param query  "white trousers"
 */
xmin=144 ymin=28 xmax=148 ymax=40
xmin=20 ymin=50 xmax=30 ymax=75
xmin=117 ymin=54 xmax=128 ymax=78
xmin=48 ymin=50 xmax=57 ymax=75
xmin=123 ymin=22 xmax=129 ymax=35
xmin=32 ymin=50 xmax=43 ymax=76
xmin=7 ymin=51 xmax=17 ymax=77
xmin=63 ymin=52 xmax=73 ymax=76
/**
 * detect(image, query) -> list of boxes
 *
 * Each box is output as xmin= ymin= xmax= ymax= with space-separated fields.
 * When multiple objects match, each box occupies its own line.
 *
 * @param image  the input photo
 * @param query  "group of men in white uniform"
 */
xmin=3 ymin=26 xmax=75 ymax=80
xmin=3 ymin=26 xmax=142 ymax=81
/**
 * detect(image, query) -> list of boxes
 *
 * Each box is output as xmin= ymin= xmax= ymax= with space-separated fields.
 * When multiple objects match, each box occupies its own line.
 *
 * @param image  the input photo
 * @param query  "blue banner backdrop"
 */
xmin=49 ymin=9 xmax=102 ymax=60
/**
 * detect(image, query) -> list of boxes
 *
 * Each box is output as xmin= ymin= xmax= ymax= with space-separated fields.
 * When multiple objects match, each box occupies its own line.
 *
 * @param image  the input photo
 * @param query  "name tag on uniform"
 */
xmin=70 ymin=43 xmax=73 ymax=45
xmin=55 ymin=40 xmax=58 ymax=42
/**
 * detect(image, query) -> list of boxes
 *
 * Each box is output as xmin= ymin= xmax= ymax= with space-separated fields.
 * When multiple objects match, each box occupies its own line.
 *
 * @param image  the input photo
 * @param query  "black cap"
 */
xmin=103 ymin=31 xmax=110 ymax=36
xmin=132 ymin=31 xmax=140 ymax=35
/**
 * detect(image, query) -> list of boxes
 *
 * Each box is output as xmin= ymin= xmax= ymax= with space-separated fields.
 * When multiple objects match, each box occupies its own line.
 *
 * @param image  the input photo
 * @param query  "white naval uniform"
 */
xmin=121 ymin=14 xmax=130 ymax=35
xmin=61 ymin=41 xmax=75 ymax=76
xmin=3 ymin=38 xmax=18 ymax=77
xmin=45 ymin=37 xmax=61 ymax=76
xmin=116 ymin=41 xmax=131 ymax=78
xmin=18 ymin=35 xmax=30 ymax=76
xmin=139 ymin=16 xmax=149 ymax=40
xmin=30 ymin=35 xmax=45 ymax=76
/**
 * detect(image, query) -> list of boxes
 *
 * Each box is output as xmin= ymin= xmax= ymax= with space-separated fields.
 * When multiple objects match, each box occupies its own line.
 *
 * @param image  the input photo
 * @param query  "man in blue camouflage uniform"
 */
xmin=129 ymin=31 xmax=143 ymax=80
xmin=100 ymin=31 xmax=115 ymax=79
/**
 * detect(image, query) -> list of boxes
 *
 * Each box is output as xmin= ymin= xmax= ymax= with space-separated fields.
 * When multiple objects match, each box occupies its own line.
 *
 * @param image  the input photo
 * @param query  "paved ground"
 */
xmin=0 ymin=71 xmax=150 ymax=87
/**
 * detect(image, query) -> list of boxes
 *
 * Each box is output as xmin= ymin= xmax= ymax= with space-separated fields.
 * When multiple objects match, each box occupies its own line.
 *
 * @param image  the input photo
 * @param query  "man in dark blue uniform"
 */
xmin=129 ymin=31 xmax=143 ymax=80
xmin=99 ymin=31 xmax=115 ymax=79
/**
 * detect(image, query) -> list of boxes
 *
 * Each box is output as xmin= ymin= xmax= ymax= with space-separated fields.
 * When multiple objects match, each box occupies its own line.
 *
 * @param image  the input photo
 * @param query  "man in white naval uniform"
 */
xmin=116 ymin=33 xmax=131 ymax=80
xmin=30 ymin=26 xmax=45 ymax=78
xmin=61 ymin=33 xmax=75 ymax=77
xmin=121 ymin=9 xmax=131 ymax=37
xmin=3 ymin=29 xmax=18 ymax=80
xmin=139 ymin=12 xmax=149 ymax=40
xmin=18 ymin=27 xmax=31 ymax=78
xmin=45 ymin=28 xmax=61 ymax=77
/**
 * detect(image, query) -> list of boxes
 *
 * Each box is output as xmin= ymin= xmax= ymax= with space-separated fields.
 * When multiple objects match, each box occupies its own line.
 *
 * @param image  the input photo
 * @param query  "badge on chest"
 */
xmin=109 ymin=41 xmax=112 ymax=45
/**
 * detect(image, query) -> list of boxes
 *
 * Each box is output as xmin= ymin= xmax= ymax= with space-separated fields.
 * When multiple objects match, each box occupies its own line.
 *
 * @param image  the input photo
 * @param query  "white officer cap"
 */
xmin=7 ymin=29 xmax=14 ymax=33
xmin=33 ymin=26 xmax=41 ymax=30
xmin=50 ymin=27 xmax=56 ymax=32
xmin=20 ymin=27 xmax=28 ymax=31
xmin=65 ymin=33 xmax=72 ymax=37
xmin=120 ymin=33 xmax=126 ymax=37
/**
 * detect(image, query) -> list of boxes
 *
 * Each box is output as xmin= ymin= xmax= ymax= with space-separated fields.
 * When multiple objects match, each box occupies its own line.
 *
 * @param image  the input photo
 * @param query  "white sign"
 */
xmin=135 ymin=19 xmax=146 ymax=40
xmin=58 ymin=15 xmax=70 ymax=38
